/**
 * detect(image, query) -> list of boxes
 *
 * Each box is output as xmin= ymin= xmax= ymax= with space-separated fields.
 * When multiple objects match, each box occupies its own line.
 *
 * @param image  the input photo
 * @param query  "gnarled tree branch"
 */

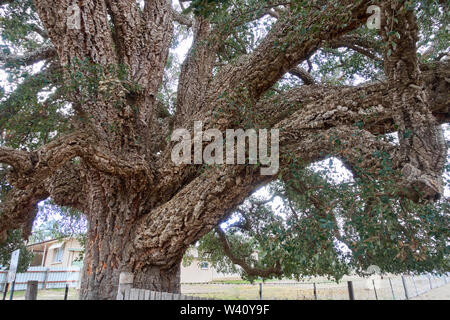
xmin=0 ymin=184 xmax=49 ymax=242
xmin=288 ymin=66 xmax=316 ymax=85
xmin=215 ymin=227 xmax=283 ymax=278
xmin=0 ymin=44 xmax=57 ymax=66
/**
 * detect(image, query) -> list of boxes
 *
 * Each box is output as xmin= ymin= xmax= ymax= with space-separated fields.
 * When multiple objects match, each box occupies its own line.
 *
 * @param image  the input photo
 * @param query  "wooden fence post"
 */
xmin=347 ymin=281 xmax=355 ymax=300
xmin=42 ymin=268 xmax=50 ymax=290
xmin=2 ymin=282 xmax=9 ymax=300
xmin=117 ymin=272 xmax=134 ymax=300
xmin=9 ymin=280 xmax=15 ymax=300
xmin=64 ymin=284 xmax=69 ymax=300
xmin=25 ymin=281 xmax=38 ymax=300
xmin=313 ymin=283 xmax=317 ymax=300
xmin=259 ymin=283 xmax=262 ymax=300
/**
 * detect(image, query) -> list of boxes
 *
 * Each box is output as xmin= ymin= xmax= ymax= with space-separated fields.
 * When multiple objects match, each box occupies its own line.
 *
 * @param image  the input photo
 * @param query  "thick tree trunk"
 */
xmin=78 ymin=172 xmax=181 ymax=300
xmin=79 ymin=205 xmax=182 ymax=299
xmin=80 ymin=253 xmax=180 ymax=300
xmin=133 ymin=266 xmax=180 ymax=294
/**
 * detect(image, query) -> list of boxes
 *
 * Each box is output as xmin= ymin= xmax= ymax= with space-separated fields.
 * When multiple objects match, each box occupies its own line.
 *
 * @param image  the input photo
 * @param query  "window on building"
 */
xmin=53 ymin=246 xmax=64 ymax=263
xmin=200 ymin=262 xmax=209 ymax=270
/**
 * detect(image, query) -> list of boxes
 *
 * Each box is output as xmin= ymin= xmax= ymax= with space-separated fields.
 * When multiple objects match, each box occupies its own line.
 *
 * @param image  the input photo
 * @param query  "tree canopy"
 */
xmin=0 ymin=0 xmax=448 ymax=298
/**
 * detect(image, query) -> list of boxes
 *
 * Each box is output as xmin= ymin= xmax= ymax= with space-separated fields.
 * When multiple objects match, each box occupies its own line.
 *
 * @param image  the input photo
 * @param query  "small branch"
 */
xmin=30 ymin=24 xmax=49 ymax=39
xmin=0 ymin=44 xmax=57 ymax=66
xmin=267 ymin=9 xmax=280 ymax=19
xmin=289 ymin=66 xmax=316 ymax=85
xmin=171 ymin=7 xmax=193 ymax=27
xmin=328 ymin=36 xmax=383 ymax=62
xmin=216 ymin=227 xmax=282 ymax=278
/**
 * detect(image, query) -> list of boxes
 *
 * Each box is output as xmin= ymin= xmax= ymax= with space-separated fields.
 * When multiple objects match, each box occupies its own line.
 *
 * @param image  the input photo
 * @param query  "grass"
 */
xmin=7 ymin=288 xmax=79 ymax=300
xmin=210 ymin=279 xmax=265 ymax=284
xmin=4 ymin=277 xmax=447 ymax=300
xmin=181 ymin=283 xmax=351 ymax=300
xmin=207 ymin=278 xmax=342 ymax=285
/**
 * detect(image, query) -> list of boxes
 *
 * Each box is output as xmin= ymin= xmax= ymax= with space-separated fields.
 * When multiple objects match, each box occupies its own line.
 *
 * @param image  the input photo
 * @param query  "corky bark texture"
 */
xmin=0 ymin=0 xmax=448 ymax=299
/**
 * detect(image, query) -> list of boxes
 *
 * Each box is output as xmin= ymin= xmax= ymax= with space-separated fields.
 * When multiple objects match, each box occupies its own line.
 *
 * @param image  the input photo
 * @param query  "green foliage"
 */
xmin=182 ymin=249 xmax=196 ymax=267
xmin=416 ymin=0 xmax=450 ymax=61
xmin=0 ymin=0 xmax=43 ymax=50
xmin=0 ymin=65 xmax=69 ymax=149
xmin=0 ymin=0 xmax=69 ymax=150
xmin=198 ymin=132 xmax=450 ymax=280
xmin=0 ymin=230 xmax=34 ymax=272
xmin=184 ymin=0 xmax=231 ymax=17
xmin=30 ymin=200 xmax=87 ymax=244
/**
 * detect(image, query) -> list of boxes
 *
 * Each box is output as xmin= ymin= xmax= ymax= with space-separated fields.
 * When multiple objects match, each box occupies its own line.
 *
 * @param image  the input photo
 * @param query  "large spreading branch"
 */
xmin=133 ymin=55 xmax=448 ymax=265
xmin=150 ymin=57 xmax=448 ymax=209
xmin=378 ymin=1 xmax=447 ymax=200
xmin=0 ymin=131 xmax=155 ymax=240
xmin=105 ymin=0 xmax=174 ymax=94
xmin=0 ymin=185 xmax=49 ymax=242
xmin=176 ymin=16 xmax=217 ymax=121
xmin=0 ymin=147 xmax=33 ymax=174
xmin=2 ymin=132 xmax=154 ymax=188
xmin=45 ymin=162 xmax=87 ymax=211
xmin=204 ymin=1 xmax=371 ymax=102
xmin=147 ymin=1 xmax=375 ymax=205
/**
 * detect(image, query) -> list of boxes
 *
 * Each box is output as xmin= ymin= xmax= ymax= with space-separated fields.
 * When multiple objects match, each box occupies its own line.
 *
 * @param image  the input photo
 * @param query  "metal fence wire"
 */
xmin=180 ymin=274 xmax=449 ymax=300
xmin=1 ymin=269 xmax=448 ymax=300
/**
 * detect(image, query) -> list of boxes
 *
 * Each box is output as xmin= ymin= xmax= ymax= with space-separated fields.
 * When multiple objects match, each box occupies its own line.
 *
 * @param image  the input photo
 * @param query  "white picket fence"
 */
xmin=117 ymin=287 xmax=212 ymax=300
xmin=0 ymin=266 xmax=81 ymax=291
xmin=116 ymin=272 xmax=213 ymax=300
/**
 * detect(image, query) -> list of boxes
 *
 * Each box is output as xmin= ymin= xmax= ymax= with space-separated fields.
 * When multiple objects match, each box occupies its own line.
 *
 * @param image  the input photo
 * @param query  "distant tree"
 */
xmin=0 ymin=0 xmax=448 ymax=299
xmin=0 ymin=230 xmax=33 ymax=273
xmin=29 ymin=201 xmax=87 ymax=244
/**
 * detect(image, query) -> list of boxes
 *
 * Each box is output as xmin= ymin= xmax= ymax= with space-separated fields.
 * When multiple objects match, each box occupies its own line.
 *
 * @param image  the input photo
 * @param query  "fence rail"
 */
xmin=117 ymin=288 xmax=212 ymax=300
xmin=0 ymin=266 xmax=81 ymax=291
xmin=117 ymin=273 xmax=449 ymax=300
xmin=1 ymin=269 xmax=448 ymax=300
xmin=116 ymin=272 xmax=213 ymax=300
xmin=180 ymin=274 xmax=450 ymax=300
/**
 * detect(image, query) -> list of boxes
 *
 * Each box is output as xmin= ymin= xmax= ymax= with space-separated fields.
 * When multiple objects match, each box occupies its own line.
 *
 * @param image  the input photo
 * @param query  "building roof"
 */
xmin=26 ymin=237 xmax=73 ymax=249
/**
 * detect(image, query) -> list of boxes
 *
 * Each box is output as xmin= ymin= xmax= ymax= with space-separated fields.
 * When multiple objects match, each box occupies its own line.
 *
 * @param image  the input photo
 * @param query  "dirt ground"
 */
xmin=8 ymin=288 xmax=79 ymax=300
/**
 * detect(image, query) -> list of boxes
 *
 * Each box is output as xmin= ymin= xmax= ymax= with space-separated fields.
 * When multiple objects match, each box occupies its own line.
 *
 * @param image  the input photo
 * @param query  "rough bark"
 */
xmin=79 ymin=171 xmax=180 ymax=299
xmin=0 ymin=0 xmax=448 ymax=299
